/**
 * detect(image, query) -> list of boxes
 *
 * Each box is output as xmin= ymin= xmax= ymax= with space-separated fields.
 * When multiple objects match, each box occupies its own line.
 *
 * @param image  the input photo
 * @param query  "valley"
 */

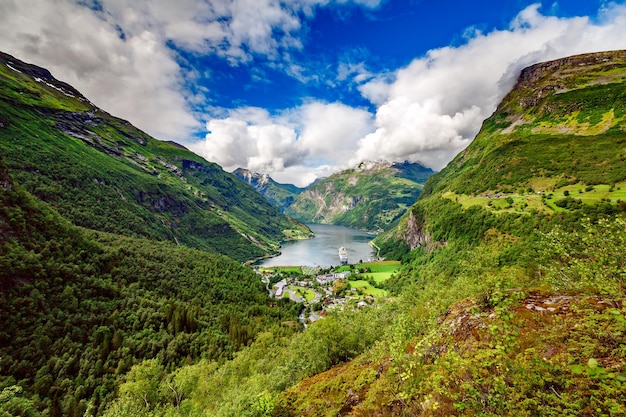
xmin=1 ymin=49 xmax=625 ymax=417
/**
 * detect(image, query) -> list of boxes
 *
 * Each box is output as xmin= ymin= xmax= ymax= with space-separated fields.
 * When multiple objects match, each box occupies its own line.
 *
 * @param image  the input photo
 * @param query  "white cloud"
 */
xmin=352 ymin=3 xmax=626 ymax=171
xmin=0 ymin=0 xmax=383 ymax=141
xmin=1 ymin=0 xmax=626 ymax=187
xmin=193 ymin=2 xmax=626 ymax=185
xmin=0 ymin=0 xmax=199 ymax=140
xmin=190 ymin=102 xmax=374 ymax=187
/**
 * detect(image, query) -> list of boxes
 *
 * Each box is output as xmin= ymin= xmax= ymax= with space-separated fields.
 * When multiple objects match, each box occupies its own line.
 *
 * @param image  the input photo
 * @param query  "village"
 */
xmin=256 ymin=261 xmax=400 ymax=326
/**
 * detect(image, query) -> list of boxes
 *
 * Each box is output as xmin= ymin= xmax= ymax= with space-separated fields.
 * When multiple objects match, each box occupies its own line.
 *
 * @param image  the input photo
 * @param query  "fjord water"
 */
xmin=257 ymin=224 xmax=375 ymax=267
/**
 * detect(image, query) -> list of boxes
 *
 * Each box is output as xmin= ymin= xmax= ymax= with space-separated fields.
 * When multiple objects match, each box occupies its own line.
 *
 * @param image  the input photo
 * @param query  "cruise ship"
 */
xmin=338 ymin=247 xmax=348 ymax=265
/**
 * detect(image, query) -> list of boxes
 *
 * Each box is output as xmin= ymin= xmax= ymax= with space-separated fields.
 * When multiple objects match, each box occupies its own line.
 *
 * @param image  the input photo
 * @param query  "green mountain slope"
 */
xmin=97 ymin=51 xmax=626 ymax=417
xmin=285 ymin=161 xmax=434 ymax=232
xmin=0 ymin=158 xmax=300 ymax=416
xmin=4 ymin=50 xmax=626 ymax=417
xmin=376 ymin=50 xmax=626 ymax=259
xmin=278 ymin=51 xmax=626 ymax=415
xmin=233 ymin=168 xmax=304 ymax=212
xmin=0 ymin=52 xmax=311 ymax=262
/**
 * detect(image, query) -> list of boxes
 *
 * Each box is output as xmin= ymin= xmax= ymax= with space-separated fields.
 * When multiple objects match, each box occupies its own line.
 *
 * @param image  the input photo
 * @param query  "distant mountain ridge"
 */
xmin=284 ymin=160 xmax=435 ymax=232
xmin=233 ymin=167 xmax=304 ymax=212
xmin=0 ymin=51 xmax=311 ymax=262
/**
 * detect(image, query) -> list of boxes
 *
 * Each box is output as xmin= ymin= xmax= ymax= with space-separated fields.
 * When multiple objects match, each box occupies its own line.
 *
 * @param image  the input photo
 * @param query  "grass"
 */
xmin=288 ymin=286 xmax=316 ymax=302
xmin=443 ymin=181 xmax=626 ymax=214
xmin=336 ymin=260 xmax=401 ymax=273
xmin=302 ymin=288 xmax=317 ymax=302
xmin=367 ymin=272 xmax=395 ymax=284
xmin=348 ymin=280 xmax=389 ymax=297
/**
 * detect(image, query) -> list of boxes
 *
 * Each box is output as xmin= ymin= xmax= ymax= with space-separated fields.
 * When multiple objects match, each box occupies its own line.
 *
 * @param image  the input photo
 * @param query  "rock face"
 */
xmin=285 ymin=161 xmax=434 ymax=232
xmin=403 ymin=210 xmax=430 ymax=250
xmin=233 ymin=168 xmax=304 ymax=212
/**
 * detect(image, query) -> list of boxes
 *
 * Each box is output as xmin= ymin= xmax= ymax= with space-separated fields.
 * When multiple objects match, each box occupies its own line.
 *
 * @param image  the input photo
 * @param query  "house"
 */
xmin=316 ymin=274 xmax=336 ymax=285
xmin=272 ymin=279 xmax=287 ymax=298
xmin=316 ymin=271 xmax=352 ymax=285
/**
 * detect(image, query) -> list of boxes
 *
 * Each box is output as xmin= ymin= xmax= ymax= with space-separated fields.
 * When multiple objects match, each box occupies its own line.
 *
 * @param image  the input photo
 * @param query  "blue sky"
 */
xmin=185 ymin=0 xmax=609 ymax=113
xmin=1 ymin=0 xmax=626 ymax=185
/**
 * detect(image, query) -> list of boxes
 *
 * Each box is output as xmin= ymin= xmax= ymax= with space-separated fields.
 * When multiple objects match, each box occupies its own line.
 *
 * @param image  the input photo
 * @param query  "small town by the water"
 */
xmin=257 ymin=253 xmax=400 ymax=326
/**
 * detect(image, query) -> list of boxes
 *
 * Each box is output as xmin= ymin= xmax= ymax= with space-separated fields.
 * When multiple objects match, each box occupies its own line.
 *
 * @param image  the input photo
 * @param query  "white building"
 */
xmin=273 ymin=279 xmax=287 ymax=298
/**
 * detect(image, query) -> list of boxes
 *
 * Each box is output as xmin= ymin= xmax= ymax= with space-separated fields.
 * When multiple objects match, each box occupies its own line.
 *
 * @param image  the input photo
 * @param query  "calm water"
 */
xmin=257 ymin=224 xmax=375 ymax=268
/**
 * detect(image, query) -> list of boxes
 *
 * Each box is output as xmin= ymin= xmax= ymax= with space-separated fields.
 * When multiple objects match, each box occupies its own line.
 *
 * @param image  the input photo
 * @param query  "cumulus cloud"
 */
xmin=0 ymin=0 xmax=199 ymax=140
xmin=191 ymin=102 xmax=373 ymax=187
xmin=1 ymin=1 xmax=626 ymax=186
xmin=353 ymin=3 xmax=626 ymax=170
xmin=0 ymin=0 xmax=382 ymax=141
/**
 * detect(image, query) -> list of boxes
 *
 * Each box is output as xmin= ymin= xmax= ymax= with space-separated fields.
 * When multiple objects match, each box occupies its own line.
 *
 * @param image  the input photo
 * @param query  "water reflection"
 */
xmin=257 ymin=224 xmax=375 ymax=268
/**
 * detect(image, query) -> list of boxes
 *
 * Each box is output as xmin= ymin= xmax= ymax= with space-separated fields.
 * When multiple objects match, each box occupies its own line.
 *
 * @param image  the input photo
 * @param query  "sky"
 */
xmin=1 ymin=1 xmax=626 ymax=186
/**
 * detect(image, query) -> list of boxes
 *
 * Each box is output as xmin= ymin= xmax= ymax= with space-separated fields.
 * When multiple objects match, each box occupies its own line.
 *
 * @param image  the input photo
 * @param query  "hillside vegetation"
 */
xmin=0 ymin=158 xmax=300 ymax=416
xmin=101 ymin=51 xmax=625 ymax=417
xmin=285 ymin=161 xmax=434 ymax=232
xmin=2 ymin=51 xmax=626 ymax=417
xmin=0 ymin=52 xmax=311 ymax=263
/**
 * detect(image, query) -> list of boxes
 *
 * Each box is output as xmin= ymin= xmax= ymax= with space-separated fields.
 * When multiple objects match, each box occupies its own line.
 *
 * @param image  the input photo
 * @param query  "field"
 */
xmin=258 ymin=266 xmax=303 ymax=274
xmin=443 ymin=181 xmax=626 ymax=214
xmin=342 ymin=261 xmax=400 ymax=297
xmin=337 ymin=260 xmax=400 ymax=273
xmin=289 ymin=286 xmax=317 ymax=302
xmin=348 ymin=280 xmax=388 ymax=297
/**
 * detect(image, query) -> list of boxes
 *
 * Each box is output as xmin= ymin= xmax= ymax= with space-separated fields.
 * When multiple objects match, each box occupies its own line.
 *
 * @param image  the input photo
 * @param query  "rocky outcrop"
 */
xmin=500 ymin=50 xmax=626 ymax=111
xmin=403 ymin=210 xmax=430 ymax=250
xmin=0 ymin=160 xmax=12 ymax=191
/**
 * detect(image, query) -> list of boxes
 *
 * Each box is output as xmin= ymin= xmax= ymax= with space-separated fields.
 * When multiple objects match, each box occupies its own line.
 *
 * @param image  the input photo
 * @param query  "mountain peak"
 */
xmin=233 ymin=168 xmax=303 ymax=212
xmin=1 ymin=51 xmax=93 ymax=107
xmin=234 ymin=167 xmax=270 ymax=184
xmin=355 ymin=160 xmax=392 ymax=171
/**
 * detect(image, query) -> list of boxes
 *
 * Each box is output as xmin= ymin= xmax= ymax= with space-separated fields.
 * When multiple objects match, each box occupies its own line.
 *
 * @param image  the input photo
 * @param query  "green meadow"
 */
xmin=443 ymin=181 xmax=626 ymax=214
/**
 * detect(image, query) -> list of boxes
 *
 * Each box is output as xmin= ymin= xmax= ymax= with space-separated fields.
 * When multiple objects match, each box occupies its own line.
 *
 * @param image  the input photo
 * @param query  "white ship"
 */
xmin=339 ymin=247 xmax=348 ymax=265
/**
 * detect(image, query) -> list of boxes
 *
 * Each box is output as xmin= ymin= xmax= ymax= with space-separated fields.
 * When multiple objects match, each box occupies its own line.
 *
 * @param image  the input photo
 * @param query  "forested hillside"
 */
xmin=0 ymin=158 xmax=300 ymax=416
xmin=0 ymin=52 xmax=311 ymax=263
xmin=2 ymin=49 xmax=625 ymax=417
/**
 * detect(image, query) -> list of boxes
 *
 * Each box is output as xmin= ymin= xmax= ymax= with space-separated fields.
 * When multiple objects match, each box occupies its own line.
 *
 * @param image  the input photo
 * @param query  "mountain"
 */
xmin=376 ymin=50 xmax=626 ymax=258
xmin=233 ymin=167 xmax=304 ymax=212
xmin=0 ymin=52 xmax=311 ymax=262
xmin=277 ymin=51 xmax=626 ymax=414
xmin=285 ymin=160 xmax=435 ymax=232
xmin=4 ymin=49 xmax=626 ymax=417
